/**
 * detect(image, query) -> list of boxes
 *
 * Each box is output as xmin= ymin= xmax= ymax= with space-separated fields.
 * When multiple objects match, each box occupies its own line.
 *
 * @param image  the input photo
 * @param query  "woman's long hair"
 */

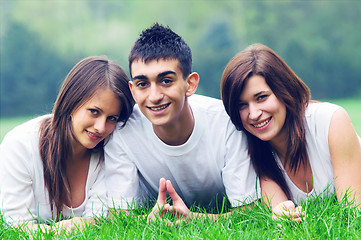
xmin=39 ymin=56 xmax=135 ymax=219
xmin=220 ymin=44 xmax=310 ymax=199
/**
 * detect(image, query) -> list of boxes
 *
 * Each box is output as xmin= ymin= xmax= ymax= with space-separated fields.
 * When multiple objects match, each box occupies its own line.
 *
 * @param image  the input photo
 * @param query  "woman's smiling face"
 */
xmin=71 ymin=87 xmax=121 ymax=152
xmin=239 ymin=75 xmax=287 ymax=145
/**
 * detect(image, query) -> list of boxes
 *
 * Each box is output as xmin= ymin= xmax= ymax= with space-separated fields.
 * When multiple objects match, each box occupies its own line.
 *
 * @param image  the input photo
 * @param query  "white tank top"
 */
xmin=274 ymin=102 xmax=360 ymax=203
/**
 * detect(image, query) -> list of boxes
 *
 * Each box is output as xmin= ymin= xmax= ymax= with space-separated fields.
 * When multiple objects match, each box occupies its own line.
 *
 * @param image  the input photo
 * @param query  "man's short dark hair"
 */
xmin=129 ymin=23 xmax=192 ymax=79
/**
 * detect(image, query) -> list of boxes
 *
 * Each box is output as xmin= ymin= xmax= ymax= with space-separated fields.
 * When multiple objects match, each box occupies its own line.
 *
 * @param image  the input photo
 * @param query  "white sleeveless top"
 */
xmin=274 ymin=102 xmax=361 ymax=203
xmin=0 ymin=115 xmax=107 ymax=224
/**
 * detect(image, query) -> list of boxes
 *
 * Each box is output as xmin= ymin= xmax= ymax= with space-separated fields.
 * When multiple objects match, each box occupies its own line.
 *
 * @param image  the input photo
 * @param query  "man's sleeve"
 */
xmin=222 ymin=125 xmax=260 ymax=207
xmin=104 ymin=132 xmax=145 ymax=210
xmin=83 ymin=160 xmax=108 ymax=218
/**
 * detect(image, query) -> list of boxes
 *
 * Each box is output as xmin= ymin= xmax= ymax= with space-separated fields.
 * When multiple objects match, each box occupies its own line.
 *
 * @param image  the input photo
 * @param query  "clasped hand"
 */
xmin=147 ymin=178 xmax=193 ymax=224
xmin=272 ymin=200 xmax=304 ymax=222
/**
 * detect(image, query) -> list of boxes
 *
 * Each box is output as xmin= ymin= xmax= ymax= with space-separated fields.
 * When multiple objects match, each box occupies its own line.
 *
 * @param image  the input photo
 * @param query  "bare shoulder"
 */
xmin=329 ymin=107 xmax=355 ymax=141
xmin=329 ymin=107 xmax=361 ymax=164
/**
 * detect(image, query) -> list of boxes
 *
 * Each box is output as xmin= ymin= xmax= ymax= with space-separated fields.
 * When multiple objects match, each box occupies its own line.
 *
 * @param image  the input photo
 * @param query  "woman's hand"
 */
xmin=22 ymin=222 xmax=52 ymax=233
xmin=272 ymin=200 xmax=304 ymax=222
xmin=54 ymin=217 xmax=91 ymax=234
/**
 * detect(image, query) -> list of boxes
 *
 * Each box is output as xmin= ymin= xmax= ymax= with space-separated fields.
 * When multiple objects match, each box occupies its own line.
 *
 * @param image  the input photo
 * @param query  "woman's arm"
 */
xmin=0 ymin=128 xmax=37 ymax=224
xmin=329 ymin=108 xmax=361 ymax=205
xmin=260 ymin=178 xmax=303 ymax=222
xmin=260 ymin=177 xmax=288 ymax=209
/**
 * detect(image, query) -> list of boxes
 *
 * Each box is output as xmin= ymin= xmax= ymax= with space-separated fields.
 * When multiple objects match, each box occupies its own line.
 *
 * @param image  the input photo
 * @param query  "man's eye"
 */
xmin=161 ymin=79 xmax=172 ymax=84
xmin=136 ymin=82 xmax=148 ymax=88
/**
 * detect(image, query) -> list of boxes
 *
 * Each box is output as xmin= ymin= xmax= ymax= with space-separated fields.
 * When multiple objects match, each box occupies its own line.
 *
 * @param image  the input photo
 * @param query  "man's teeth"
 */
xmin=150 ymin=104 xmax=168 ymax=111
xmin=254 ymin=119 xmax=270 ymax=128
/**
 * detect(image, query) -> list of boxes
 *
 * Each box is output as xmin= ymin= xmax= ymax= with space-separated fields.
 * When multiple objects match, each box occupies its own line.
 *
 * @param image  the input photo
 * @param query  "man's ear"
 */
xmin=185 ymin=72 xmax=199 ymax=97
xmin=128 ymin=81 xmax=137 ymax=100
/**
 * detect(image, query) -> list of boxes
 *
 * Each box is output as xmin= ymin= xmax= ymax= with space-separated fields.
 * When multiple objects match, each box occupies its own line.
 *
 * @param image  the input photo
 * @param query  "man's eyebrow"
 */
xmin=132 ymin=75 xmax=148 ymax=81
xmin=158 ymin=71 xmax=176 ymax=78
xmin=132 ymin=71 xmax=176 ymax=81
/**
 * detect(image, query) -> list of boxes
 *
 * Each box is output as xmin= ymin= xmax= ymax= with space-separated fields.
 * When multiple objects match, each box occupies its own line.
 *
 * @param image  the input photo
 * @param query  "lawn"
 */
xmin=1 ymin=194 xmax=360 ymax=239
xmin=1 ymin=98 xmax=360 ymax=238
xmin=0 ymin=115 xmax=36 ymax=143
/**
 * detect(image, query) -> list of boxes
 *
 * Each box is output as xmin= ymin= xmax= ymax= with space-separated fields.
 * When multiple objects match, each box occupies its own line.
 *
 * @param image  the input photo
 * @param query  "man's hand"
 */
xmin=147 ymin=178 xmax=171 ymax=222
xmin=147 ymin=178 xmax=192 ymax=224
xmin=272 ymin=200 xmax=304 ymax=222
xmin=166 ymin=179 xmax=192 ymax=224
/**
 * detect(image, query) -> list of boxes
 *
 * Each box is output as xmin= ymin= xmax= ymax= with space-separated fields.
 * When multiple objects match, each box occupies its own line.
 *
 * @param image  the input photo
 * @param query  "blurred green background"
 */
xmin=1 ymin=0 xmax=361 ymax=140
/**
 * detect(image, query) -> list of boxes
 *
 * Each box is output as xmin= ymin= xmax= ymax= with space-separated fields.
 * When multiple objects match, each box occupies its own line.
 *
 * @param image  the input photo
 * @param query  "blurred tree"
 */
xmin=194 ymin=20 xmax=238 ymax=98
xmin=241 ymin=1 xmax=361 ymax=99
xmin=1 ymin=0 xmax=360 ymax=117
xmin=1 ymin=21 xmax=71 ymax=116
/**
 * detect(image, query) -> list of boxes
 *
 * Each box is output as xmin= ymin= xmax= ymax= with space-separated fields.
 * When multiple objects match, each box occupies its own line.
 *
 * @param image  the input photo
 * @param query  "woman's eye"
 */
xmin=89 ymin=109 xmax=99 ymax=115
xmin=257 ymin=95 xmax=268 ymax=101
xmin=238 ymin=103 xmax=247 ymax=110
xmin=108 ymin=116 xmax=118 ymax=122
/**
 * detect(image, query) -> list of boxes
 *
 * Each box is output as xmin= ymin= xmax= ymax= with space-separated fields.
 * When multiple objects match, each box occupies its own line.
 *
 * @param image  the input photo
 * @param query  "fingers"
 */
xmin=273 ymin=200 xmax=295 ymax=215
xmin=292 ymin=206 xmax=304 ymax=223
xmin=165 ymin=180 xmax=190 ymax=219
xmin=147 ymin=178 xmax=169 ymax=223
xmin=165 ymin=180 xmax=181 ymax=203
xmin=147 ymin=203 xmax=171 ymax=223
xmin=149 ymin=178 xmax=191 ymax=222
xmin=157 ymin=178 xmax=167 ymax=205
xmin=161 ymin=203 xmax=171 ymax=215
xmin=279 ymin=200 xmax=296 ymax=211
xmin=272 ymin=201 xmax=304 ymax=222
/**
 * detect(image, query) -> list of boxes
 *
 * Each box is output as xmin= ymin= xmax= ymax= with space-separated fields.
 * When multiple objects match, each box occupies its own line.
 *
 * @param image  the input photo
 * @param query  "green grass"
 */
xmin=0 ymin=115 xmax=36 ymax=143
xmin=1 ymin=194 xmax=361 ymax=239
xmin=1 ymin=98 xmax=361 ymax=238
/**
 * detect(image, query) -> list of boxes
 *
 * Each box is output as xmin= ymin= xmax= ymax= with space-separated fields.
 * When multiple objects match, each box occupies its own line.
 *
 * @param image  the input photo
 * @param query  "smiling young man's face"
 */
xmin=129 ymin=58 xmax=197 ymax=128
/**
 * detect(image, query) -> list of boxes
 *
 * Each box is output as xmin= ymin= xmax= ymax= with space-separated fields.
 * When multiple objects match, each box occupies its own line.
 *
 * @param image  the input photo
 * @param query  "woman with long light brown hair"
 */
xmin=221 ymin=43 xmax=361 ymax=220
xmin=0 ymin=56 xmax=134 ymax=232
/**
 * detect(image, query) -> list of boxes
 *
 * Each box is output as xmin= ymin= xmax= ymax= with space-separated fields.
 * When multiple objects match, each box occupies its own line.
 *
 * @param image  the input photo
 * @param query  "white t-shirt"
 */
xmin=0 ymin=115 xmax=107 ymax=224
xmin=105 ymin=94 xmax=259 ymax=210
xmin=274 ymin=102 xmax=361 ymax=203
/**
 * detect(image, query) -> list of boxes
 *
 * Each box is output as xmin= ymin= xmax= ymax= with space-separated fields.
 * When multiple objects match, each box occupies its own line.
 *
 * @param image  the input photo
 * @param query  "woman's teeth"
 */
xmin=254 ymin=118 xmax=270 ymax=128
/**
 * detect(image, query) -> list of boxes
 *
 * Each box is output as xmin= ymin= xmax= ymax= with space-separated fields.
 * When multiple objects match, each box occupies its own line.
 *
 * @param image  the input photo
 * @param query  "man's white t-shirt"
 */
xmin=105 ymin=94 xmax=259 ymax=210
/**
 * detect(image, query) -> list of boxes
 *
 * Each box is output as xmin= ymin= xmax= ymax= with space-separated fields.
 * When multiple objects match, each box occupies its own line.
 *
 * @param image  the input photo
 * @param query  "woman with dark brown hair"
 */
xmin=221 ymin=43 xmax=361 ymax=220
xmin=0 ymin=56 xmax=134 ymax=232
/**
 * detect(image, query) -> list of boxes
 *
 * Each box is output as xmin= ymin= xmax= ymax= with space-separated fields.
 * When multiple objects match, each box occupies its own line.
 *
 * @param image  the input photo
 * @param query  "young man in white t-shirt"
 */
xmin=105 ymin=23 xmax=258 ymax=221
